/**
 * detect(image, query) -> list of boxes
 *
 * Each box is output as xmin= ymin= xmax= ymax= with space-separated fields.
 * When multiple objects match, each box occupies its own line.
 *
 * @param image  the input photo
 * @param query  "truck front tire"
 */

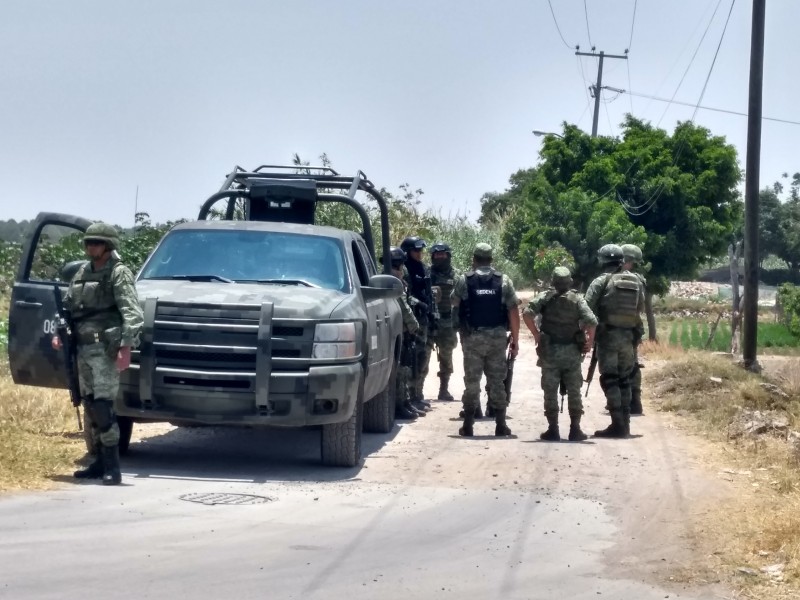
xmin=321 ymin=396 xmax=363 ymax=467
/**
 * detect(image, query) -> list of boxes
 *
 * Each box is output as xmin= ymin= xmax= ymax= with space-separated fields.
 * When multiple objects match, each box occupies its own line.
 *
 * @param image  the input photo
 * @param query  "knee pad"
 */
xmin=89 ymin=399 xmax=116 ymax=433
xmin=599 ymin=374 xmax=619 ymax=392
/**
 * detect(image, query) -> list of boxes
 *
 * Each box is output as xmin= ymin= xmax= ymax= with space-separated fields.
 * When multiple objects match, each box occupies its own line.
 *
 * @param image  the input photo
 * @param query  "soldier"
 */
xmin=451 ymin=243 xmax=520 ymax=437
xmin=51 ymin=223 xmax=144 ymax=485
xmin=401 ymin=235 xmax=436 ymax=413
xmin=584 ymin=244 xmax=645 ymax=438
xmin=523 ymin=267 xmax=597 ymax=441
xmin=383 ymin=246 xmax=421 ymax=420
xmin=427 ymin=241 xmax=460 ymax=401
xmin=621 ymin=243 xmax=647 ymax=415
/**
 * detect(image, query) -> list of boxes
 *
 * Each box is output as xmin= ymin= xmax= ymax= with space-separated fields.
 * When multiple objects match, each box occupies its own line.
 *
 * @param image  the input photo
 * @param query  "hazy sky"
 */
xmin=1 ymin=1 xmax=797 ymax=227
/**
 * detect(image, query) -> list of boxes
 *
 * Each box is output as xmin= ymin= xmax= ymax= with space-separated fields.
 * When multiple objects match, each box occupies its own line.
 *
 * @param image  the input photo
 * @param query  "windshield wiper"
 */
xmin=144 ymin=275 xmax=234 ymax=283
xmin=238 ymin=279 xmax=318 ymax=288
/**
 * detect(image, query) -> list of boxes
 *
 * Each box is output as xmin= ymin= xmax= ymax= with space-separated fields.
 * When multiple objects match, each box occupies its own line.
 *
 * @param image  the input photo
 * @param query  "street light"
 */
xmin=532 ymin=130 xmax=564 ymax=139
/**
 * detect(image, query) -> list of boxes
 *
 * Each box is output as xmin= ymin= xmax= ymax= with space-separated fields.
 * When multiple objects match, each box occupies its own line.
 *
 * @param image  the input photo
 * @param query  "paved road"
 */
xmin=0 ymin=332 xmax=728 ymax=600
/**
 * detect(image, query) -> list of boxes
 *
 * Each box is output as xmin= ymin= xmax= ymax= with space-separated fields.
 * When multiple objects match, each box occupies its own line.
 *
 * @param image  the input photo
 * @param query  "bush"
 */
xmin=777 ymin=283 xmax=800 ymax=336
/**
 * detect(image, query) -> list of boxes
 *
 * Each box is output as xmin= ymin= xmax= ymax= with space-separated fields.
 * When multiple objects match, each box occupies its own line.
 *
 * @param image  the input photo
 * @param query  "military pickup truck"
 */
xmin=7 ymin=165 xmax=404 ymax=467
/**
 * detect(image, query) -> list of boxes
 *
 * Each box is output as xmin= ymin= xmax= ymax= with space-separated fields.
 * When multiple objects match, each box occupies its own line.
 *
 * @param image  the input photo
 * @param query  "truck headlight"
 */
xmin=313 ymin=322 xmax=360 ymax=359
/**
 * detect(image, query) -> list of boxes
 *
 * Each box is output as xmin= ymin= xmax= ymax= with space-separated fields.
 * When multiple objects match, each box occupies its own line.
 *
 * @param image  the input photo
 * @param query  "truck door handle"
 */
xmin=375 ymin=317 xmax=382 ymax=326
xmin=15 ymin=301 xmax=43 ymax=308
xmin=384 ymin=315 xmax=390 ymax=323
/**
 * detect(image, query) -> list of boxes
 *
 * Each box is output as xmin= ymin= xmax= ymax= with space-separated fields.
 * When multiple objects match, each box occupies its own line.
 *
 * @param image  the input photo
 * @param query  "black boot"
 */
xmin=622 ymin=410 xmax=631 ymax=437
xmin=406 ymin=401 xmax=426 ymax=417
xmin=101 ymin=445 xmax=122 ymax=486
xmin=396 ymin=401 xmax=418 ymax=420
xmin=459 ymin=413 xmax=475 ymax=437
xmin=485 ymin=405 xmax=496 ymax=418
xmin=438 ymin=376 xmax=454 ymax=401
xmin=474 ymin=405 xmax=484 ymax=419
xmin=540 ymin=413 xmax=560 ymax=441
xmin=630 ymin=390 xmax=643 ymax=415
xmin=568 ymin=413 xmax=588 ymax=442
xmin=74 ymin=446 xmax=104 ymax=479
xmin=594 ymin=411 xmax=627 ymax=438
xmin=494 ymin=408 xmax=511 ymax=436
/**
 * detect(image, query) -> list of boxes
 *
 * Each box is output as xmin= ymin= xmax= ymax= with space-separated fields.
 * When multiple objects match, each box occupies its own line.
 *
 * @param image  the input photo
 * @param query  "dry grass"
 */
xmin=0 ymin=358 xmax=86 ymax=492
xmin=647 ymin=354 xmax=800 ymax=598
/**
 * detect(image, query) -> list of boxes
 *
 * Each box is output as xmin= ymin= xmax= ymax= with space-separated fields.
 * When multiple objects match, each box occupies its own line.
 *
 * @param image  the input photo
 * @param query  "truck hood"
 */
xmin=136 ymin=279 xmax=346 ymax=319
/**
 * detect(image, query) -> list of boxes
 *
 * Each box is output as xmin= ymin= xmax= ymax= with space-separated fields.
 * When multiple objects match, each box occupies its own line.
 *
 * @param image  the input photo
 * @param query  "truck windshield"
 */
xmin=139 ymin=229 xmax=349 ymax=291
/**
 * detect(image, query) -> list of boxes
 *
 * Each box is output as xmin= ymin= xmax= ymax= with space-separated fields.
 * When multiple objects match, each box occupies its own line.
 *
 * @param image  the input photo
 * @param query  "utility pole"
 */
xmin=742 ymin=0 xmax=766 ymax=371
xmin=575 ymin=50 xmax=628 ymax=137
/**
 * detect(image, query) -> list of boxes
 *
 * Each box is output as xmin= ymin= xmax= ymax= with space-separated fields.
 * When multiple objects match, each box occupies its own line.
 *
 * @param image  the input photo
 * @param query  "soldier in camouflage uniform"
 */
xmin=523 ymin=267 xmax=597 ymax=441
xmin=402 ymin=235 xmax=437 ymax=413
xmin=383 ymin=247 xmax=421 ymax=420
xmin=425 ymin=241 xmax=460 ymax=401
xmin=451 ymin=243 xmax=520 ymax=437
xmin=584 ymin=244 xmax=645 ymax=438
xmin=51 ymin=223 xmax=144 ymax=485
xmin=621 ymin=244 xmax=647 ymax=415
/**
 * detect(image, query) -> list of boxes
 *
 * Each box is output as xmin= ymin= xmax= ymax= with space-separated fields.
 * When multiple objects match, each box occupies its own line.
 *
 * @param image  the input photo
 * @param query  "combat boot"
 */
xmin=568 ymin=413 xmax=588 ymax=442
xmin=622 ymin=410 xmax=631 ymax=437
xmin=459 ymin=413 xmax=475 ymax=437
xmin=406 ymin=400 xmax=427 ymax=417
xmin=494 ymin=408 xmax=511 ymax=436
xmin=437 ymin=376 xmax=454 ymax=401
xmin=396 ymin=401 xmax=418 ymax=420
xmin=593 ymin=411 xmax=627 ymax=438
xmin=539 ymin=413 xmax=560 ymax=441
xmin=101 ymin=445 xmax=122 ymax=486
xmin=74 ymin=445 xmax=104 ymax=479
xmin=473 ymin=404 xmax=484 ymax=419
xmin=629 ymin=390 xmax=643 ymax=415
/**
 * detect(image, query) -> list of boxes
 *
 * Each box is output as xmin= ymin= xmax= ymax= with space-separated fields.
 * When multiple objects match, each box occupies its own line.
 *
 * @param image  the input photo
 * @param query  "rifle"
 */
xmin=559 ymin=377 xmax=566 ymax=413
xmin=53 ymin=285 xmax=83 ymax=430
xmin=584 ymin=343 xmax=597 ymax=398
xmin=504 ymin=333 xmax=515 ymax=403
xmin=401 ymin=333 xmax=418 ymax=382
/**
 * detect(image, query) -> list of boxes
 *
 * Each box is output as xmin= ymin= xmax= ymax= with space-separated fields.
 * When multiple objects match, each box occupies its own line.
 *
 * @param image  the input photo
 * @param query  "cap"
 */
xmin=552 ymin=266 xmax=572 ymax=280
xmin=473 ymin=243 xmax=493 ymax=259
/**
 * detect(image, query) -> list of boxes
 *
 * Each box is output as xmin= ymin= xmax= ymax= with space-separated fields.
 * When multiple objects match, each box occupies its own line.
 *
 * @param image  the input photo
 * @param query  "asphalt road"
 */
xmin=0 ymin=331 xmax=728 ymax=600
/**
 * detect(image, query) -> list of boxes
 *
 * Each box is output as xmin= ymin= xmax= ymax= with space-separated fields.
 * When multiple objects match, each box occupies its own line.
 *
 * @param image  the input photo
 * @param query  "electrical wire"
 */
xmin=583 ymin=0 xmax=594 ymax=48
xmin=547 ymin=0 xmax=575 ymax=50
xmin=627 ymin=0 xmax=638 ymax=52
xmin=626 ymin=59 xmax=635 ymax=114
xmin=657 ymin=0 xmax=724 ymax=127
xmin=577 ymin=56 xmax=593 ymax=104
xmin=604 ymin=91 xmax=616 ymax=137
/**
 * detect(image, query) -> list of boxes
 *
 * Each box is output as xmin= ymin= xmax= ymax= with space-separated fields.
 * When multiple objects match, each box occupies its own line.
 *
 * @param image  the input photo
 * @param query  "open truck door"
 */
xmin=8 ymin=212 xmax=90 ymax=388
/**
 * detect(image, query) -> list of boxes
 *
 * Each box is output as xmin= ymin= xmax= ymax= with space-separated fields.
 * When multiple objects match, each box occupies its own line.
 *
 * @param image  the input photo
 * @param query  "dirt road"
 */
xmin=0 ymin=329 xmax=729 ymax=599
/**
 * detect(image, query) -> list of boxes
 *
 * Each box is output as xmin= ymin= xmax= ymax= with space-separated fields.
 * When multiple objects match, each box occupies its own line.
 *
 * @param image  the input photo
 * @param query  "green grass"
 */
xmin=665 ymin=319 xmax=800 ymax=352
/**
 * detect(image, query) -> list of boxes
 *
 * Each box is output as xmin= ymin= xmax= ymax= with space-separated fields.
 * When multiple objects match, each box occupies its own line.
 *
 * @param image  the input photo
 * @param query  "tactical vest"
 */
xmin=430 ymin=267 xmax=456 ymax=317
xmin=599 ymin=272 xmax=640 ymax=328
xmin=462 ymin=270 xmax=505 ymax=329
xmin=540 ymin=290 xmax=581 ymax=342
xmin=69 ymin=259 xmax=124 ymax=331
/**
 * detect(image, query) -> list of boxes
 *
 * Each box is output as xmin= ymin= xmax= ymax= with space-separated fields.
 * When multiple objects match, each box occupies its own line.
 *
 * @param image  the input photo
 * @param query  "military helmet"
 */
xmin=83 ymin=222 xmax=119 ymax=251
xmin=400 ymin=236 xmax=426 ymax=253
xmin=385 ymin=246 xmax=406 ymax=267
xmin=621 ymin=243 xmax=643 ymax=264
xmin=597 ymin=243 xmax=624 ymax=265
xmin=430 ymin=241 xmax=451 ymax=256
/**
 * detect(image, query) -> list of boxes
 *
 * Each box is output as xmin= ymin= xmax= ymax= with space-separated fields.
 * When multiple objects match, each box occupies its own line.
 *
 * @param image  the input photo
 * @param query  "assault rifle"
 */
xmin=504 ymin=333 xmax=515 ymax=403
xmin=584 ymin=343 xmax=597 ymax=398
xmin=53 ymin=285 xmax=83 ymax=429
xmin=559 ymin=377 xmax=566 ymax=413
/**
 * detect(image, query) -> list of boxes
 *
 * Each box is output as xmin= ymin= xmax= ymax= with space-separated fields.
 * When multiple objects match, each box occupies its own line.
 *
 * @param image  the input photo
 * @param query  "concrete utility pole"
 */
xmin=575 ymin=50 xmax=628 ymax=137
xmin=742 ymin=0 xmax=766 ymax=371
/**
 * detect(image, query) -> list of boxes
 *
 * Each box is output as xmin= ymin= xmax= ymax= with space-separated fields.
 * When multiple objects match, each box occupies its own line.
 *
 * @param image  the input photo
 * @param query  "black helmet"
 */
xmin=430 ymin=241 xmax=451 ymax=256
xmin=381 ymin=247 xmax=406 ymax=267
xmin=400 ymin=236 xmax=426 ymax=254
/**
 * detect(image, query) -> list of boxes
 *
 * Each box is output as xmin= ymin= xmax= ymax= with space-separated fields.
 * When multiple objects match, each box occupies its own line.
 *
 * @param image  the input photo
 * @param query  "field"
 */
xmin=664 ymin=319 xmax=800 ymax=352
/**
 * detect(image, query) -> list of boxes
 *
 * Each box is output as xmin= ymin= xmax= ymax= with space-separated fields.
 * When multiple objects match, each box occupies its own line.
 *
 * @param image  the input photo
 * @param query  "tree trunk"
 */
xmin=645 ymin=290 xmax=657 ymax=341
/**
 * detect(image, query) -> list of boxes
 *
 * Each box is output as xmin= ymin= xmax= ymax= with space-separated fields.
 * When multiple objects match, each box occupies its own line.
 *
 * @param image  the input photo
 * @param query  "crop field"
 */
xmin=665 ymin=318 xmax=800 ymax=352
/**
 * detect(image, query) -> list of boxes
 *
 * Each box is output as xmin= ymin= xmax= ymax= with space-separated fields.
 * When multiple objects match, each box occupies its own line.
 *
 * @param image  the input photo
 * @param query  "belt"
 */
xmin=77 ymin=331 xmax=106 ymax=345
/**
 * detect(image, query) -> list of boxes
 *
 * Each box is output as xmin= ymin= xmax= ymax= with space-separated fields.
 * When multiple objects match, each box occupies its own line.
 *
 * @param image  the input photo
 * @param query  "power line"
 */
xmin=627 ymin=0 xmax=638 ymax=51
xmin=546 ymin=0 xmax=575 ymax=50
xmin=625 ymin=0 xmax=637 ymax=114
xmin=583 ymin=0 xmax=594 ymax=49
xmin=626 ymin=60 xmax=635 ymax=114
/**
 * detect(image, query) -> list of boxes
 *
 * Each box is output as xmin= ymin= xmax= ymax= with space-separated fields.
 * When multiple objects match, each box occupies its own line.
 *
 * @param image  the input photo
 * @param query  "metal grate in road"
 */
xmin=179 ymin=493 xmax=273 ymax=506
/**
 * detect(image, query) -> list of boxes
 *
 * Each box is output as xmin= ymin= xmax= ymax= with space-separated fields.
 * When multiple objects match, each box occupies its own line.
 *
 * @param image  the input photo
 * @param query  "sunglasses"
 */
xmin=84 ymin=240 xmax=106 ymax=247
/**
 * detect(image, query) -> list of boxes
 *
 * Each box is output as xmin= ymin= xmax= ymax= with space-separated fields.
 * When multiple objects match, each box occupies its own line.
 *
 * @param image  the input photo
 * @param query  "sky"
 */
xmin=1 ymin=0 xmax=798 ymax=228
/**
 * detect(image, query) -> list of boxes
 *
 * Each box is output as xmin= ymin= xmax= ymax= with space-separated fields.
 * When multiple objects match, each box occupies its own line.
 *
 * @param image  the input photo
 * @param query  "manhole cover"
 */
xmin=179 ymin=493 xmax=273 ymax=506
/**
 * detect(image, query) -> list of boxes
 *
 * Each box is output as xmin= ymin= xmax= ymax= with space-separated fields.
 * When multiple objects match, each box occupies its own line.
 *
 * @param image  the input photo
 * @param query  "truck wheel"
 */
xmin=362 ymin=361 xmax=397 ymax=434
xmin=321 ymin=397 xmax=363 ymax=467
xmin=117 ymin=416 xmax=134 ymax=456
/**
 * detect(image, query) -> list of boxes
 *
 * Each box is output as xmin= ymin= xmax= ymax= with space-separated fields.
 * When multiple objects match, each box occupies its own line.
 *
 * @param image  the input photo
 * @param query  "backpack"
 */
xmin=599 ymin=272 xmax=640 ymax=328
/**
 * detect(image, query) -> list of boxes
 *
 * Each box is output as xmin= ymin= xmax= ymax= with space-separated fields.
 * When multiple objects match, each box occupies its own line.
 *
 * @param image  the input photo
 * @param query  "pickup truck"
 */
xmin=7 ymin=166 xmax=404 ymax=467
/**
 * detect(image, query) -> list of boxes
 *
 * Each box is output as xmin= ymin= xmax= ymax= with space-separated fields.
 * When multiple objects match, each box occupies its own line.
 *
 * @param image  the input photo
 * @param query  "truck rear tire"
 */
xmin=321 ymin=397 xmax=363 ymax=467
xmin=363 ymin=361 xmax=397 ymax=434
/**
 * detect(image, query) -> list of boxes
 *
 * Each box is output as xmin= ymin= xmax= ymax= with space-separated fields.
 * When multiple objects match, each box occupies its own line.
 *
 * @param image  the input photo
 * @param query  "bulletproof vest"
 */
xmin=430 ymin=267 xmax=456 ymax=315
xmin=69 ymin=259 xmax=124 ymax=330
xmin=540 ymin=290 xmax=581 ymax=342
xmin=599 ymin=271 xmax=640 ymax=328
xmin=462 ymin=270 xmax=505 ymax=329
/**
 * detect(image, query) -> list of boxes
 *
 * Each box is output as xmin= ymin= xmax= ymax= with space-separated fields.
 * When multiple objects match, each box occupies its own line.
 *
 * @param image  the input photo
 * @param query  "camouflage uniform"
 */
xmin=584 ymin=246 xmax=645 ymax=438
xmin=402 ymin=238 xmax=436 ymax=407
xmin=629 ymin=271 xmax=647 ymax=413
xmin=452 ymin=243 xmax=519 ymax=436
xmin=524 ymin=274 xmax=597 ymax=440
xmin=396 ymin=279 xmax=420 ymax=418
xmin=427 ymin=245 xmax=460 ymax=401
xmin=68 ymin=223 xmax=143 ymax=484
